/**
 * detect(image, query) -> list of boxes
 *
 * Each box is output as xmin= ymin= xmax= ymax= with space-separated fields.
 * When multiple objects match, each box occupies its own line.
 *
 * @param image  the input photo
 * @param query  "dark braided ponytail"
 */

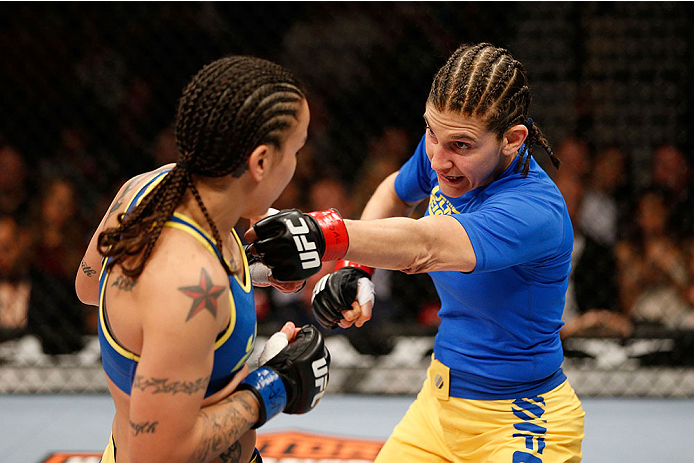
xmin=99 ymin=56 xmax=305 ymax=278
xmin=428 ymin=43 xmax=559 ymax=177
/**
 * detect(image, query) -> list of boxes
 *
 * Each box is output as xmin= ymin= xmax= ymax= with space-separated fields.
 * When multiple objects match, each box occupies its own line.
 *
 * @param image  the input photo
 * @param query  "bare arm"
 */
xmin=359 ymin=172 xmax=416 ymax=220
xmin=75 ymin=173 xmax=149 ymax=305
xmin=345 ymin=172 xmax=477 ymax=274
xmin=76 ymin=166 xmax=173 ymax=306
xmin=127 ymin=260 xmax=259 ymax=463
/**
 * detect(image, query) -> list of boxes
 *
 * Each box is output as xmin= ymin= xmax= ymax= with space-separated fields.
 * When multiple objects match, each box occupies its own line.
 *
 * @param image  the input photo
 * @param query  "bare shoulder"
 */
xmin=104 ymin=163 xmax=176 ymax=226
xmin=136 ymin=227 xmax=230 ymax=329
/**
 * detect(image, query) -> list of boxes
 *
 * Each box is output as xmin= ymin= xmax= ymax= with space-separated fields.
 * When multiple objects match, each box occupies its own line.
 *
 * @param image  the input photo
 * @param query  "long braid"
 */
xmin=186 ymin=174 xmax=235 ymax=275
xmin=428 ymin=43 xmax=559 ymax=177
xmin=99 ymin=165 xmax=189 ymax=277
xmin=99 ymin=56 xmax=306 ymax=278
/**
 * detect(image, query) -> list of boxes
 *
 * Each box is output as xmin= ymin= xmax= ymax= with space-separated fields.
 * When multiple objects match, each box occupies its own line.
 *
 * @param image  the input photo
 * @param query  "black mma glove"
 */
xmin=251 ymin=209 xmax=348 ymax=281
xmin=311 ymin=260 xmax=375 ymax=330
xmin=237 ymin=325 xmax=330 ymax=428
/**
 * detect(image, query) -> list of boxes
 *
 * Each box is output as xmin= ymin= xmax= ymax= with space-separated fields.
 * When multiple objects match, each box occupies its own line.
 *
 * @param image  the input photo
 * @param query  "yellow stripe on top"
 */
xmin=164 ymin=212 xmax=251 ymax=349
xmin=98 ymin=171 xmax=168 ymax=362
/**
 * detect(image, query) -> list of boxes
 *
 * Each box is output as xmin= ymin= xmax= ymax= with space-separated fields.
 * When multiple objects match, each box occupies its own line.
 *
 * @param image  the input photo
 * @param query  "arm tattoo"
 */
xmin=179 ymin=268 xmax=226 ymax=322
xmin=132 ymin=374 xmax=210 ymax=395
xmin=106 ymin=173 xmax=147 ymax=219
xmin=219 ymin=442 xmax=242 ymax=462
xmin=112 ymin=274 xmax=137 ymax=291
xmin=81 ymin=260 xmax=97 ymax=277
xmin=129 ymin=419 xmax=159 ymax=436
xmin=194 ymin=393 xmax=257 ymax=462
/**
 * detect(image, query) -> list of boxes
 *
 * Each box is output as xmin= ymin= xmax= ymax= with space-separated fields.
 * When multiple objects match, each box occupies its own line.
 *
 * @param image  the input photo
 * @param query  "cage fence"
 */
xmin=1 ymin=2 xmax=693 ymax=397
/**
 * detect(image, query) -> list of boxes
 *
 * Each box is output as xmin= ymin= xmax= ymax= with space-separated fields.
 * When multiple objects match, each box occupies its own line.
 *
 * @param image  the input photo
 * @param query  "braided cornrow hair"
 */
xmin=428 ymin=43 xmax=560 ymax=177
xmin=99 ymin=56 xmax=305 ymax=278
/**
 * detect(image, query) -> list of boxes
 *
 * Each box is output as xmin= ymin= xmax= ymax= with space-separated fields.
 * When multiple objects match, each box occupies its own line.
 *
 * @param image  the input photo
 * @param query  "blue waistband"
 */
xmin=442 ymin=360 xmax=567 ymax=400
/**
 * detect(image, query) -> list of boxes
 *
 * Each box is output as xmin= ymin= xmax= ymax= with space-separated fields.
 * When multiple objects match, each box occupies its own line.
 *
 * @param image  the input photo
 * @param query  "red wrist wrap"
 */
xmin=307 ymin=209 xmax=349 ymax=261
xmin=334 ymin=259 xmax=375 ymax=277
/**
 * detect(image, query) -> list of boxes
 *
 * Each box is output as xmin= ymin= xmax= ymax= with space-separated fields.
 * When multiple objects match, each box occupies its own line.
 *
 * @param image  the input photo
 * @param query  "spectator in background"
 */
xmin=651 ymin=143 xmax=693 ymax=241
xmin=552 ymin=136 xmax=591 ymax=180
xmin=352 ymin=127 xmax=412 ymax=213
xmin=117 ymin=77 xmax=159 ymax=173
xmin=615 ymin=188 xmax=693 ymax=329
xmin=150 ymin=126 xmax=179 ymax=166
xmin=555 ymin=174 xmax=631 ymax=338
xmin=0 ymin=214 xmax=32 ymax=341
xmin=41 ymin=124 xmax=115 ymax=226
xmin=0 ymin=144 xmax=31 ymax=224
xmin=579 ymin=145 xmax=630 ymax=247
xmin=683 ymin=239 xmax=694 ymax=311
xmin=27 ymin=177 xmax=90 ymax=354
xmin=308 ymin=177 xmax=355 ymax=219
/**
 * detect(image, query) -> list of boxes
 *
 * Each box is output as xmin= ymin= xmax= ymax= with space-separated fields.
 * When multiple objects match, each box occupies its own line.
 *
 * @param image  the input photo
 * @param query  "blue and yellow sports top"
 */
xmin=97 ymin=170 xmax=256 ymax=398
xmin=394 ymin=135 xmax=573 ymax=400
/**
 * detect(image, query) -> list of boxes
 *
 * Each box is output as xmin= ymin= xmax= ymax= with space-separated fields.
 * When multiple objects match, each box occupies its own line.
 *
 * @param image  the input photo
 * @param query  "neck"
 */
xmin=176 ymin=175 xmax=244 ymax=237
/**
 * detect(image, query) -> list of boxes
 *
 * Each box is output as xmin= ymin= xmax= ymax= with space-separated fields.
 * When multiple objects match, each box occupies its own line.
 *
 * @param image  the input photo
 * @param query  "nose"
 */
xmin=428 ymin=144 xmax=452 ymax=172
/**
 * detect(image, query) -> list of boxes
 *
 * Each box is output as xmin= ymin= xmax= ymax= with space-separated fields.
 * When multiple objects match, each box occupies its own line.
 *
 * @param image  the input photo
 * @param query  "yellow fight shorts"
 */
xmin=375 ymin=358 xmax=585 ymax=463
xmin=99 ymin=434 xmax=116 ymax=463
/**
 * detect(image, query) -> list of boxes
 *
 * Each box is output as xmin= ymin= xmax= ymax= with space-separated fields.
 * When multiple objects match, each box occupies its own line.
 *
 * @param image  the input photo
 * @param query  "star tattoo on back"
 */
xmin=179 ymin=268 xmax=226 ymax=321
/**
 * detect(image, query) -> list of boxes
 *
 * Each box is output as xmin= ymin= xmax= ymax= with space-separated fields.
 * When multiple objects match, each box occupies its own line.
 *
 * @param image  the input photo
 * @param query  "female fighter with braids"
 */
xmin=247 ymin=43 xmax=585 ymax=462
xmin=75 ymin=56 xmax=330 ymax=462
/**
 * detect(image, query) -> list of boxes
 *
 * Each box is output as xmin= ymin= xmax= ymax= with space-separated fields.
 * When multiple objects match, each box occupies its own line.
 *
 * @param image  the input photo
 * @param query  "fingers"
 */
xmin=338 ymin=299 xmax=373 ymax=329
xmin=269 ymin=277 xmax=306 ymax=294
xmin=280 ymin=321 xmax=297 ymax=341
xmin=250 ymin=207 xmax=280 ymax=227
xmin=354 ymin=299 xmax=373 ymax=327
xmin=244 ymin=228 xmax=258 ymax=243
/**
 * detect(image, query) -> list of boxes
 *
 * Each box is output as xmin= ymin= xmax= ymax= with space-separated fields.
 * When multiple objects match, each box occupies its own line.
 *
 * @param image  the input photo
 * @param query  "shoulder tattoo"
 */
xmin=179 ymin=268 xmax=227 ymax=322
xmin=112 ymin=274 xmax=137 ymax=291
xmin=106 ymin=173 xmax=148 ymax=220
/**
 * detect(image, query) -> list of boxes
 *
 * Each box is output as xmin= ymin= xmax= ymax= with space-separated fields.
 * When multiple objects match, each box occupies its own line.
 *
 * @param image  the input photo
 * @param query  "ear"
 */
xmin=501 ymin=124 xmax=528 ymax=157
xmin=246 ymin=144 xmax=272 ymax=182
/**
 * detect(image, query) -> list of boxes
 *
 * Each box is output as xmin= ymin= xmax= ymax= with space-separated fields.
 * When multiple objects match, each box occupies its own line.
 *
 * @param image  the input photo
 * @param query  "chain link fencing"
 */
xmin=1 ymin=2 xmax=693 ymax=397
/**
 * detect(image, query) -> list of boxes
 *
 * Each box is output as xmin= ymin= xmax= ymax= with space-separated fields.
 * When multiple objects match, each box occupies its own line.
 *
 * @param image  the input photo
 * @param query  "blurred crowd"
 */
xmin=2 ymin=127 xmax=693 ymax=356
xmin=0 ymin=3 xmax=693 ymax=357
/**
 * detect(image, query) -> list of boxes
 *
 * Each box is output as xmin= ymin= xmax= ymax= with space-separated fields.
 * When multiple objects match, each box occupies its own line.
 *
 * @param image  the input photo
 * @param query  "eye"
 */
xmin=454 ymin=141 xmax=471 ymax=150
xmin=426 ymin=126 xmax=437 ymax=138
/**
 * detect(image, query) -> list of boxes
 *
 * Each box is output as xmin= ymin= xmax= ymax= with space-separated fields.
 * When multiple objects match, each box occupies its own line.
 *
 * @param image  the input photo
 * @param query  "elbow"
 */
xmin=75 ymin=276 xmax=98 ymax=307
xmin=401 ymin=254 xmax=433 ymax=274
xmin=400 ymin=219 xmax=476 ymax=274
xmin=401 ymin=237 xmax=439 ymax=274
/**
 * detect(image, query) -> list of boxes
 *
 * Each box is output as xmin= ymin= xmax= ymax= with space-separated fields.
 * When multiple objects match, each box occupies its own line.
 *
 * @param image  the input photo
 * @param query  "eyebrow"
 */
xmin=423 ymin=114 xmax=477 ymax=141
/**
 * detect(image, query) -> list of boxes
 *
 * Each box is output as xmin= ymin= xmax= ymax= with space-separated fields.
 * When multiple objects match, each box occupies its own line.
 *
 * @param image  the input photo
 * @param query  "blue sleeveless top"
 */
xmin=97 ymin=170 xmax=257 ymax=397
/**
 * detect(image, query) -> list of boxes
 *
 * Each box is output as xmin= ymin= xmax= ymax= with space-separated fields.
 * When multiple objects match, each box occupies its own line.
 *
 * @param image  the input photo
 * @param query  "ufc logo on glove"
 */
xmin=311 ymin=357 xmax=329 ymax=407
xmin=285 ymin=217 xmax=321 ymax=270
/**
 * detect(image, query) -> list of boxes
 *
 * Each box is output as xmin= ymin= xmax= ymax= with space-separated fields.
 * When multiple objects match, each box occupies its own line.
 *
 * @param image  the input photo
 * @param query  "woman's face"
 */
xmin=423 ymin=104 xmax=516 ymax=198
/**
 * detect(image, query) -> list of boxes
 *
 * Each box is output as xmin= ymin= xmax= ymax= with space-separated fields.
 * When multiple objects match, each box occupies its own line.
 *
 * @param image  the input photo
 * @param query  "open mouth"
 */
xmin=439 ymin=173 xmax=465 ymax=186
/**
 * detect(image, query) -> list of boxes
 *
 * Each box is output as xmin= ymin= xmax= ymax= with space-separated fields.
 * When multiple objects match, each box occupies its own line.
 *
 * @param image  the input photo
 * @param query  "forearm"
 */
xmin=128 ymin=390 xmax=258 ymax=463
xmin=360 ymin=172 xmax=416 ymax=220
xmin=191 ymin=390 xmax=260 ymax=462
